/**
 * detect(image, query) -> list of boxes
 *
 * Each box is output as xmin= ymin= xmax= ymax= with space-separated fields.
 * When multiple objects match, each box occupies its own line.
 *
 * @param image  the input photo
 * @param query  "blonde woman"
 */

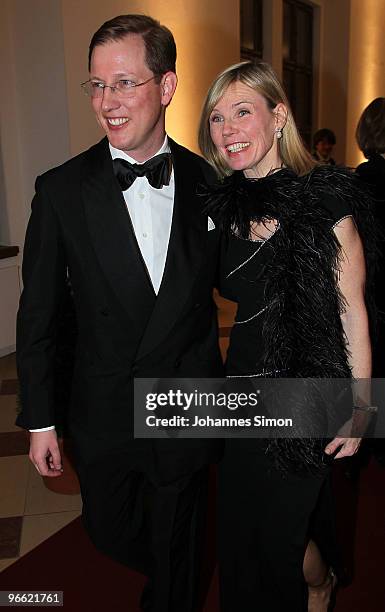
xmin=199 ymin=61 xmax=372 ymax=611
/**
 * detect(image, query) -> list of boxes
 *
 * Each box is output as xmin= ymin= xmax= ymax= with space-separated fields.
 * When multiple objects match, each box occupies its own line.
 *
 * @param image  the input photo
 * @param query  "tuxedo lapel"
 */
xmin=82 ymin=139 xmax=156 ymax=326
xmin=136 ymin=139 xmax=207 ymax=360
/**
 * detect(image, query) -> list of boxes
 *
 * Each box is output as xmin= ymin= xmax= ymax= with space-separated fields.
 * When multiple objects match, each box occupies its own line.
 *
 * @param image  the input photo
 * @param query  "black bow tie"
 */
xmin=113 ymin=153 xmax=172 ymax=191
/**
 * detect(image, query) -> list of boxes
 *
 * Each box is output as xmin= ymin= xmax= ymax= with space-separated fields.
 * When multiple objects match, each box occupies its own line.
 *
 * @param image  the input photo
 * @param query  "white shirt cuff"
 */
xmin=29 ymin=426 xmax=55 ymax=432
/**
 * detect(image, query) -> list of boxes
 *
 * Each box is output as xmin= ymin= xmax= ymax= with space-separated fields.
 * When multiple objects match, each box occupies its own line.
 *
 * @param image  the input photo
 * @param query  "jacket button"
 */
xmin=132 ymin=365 xmax=139 ymax=375
xmin=194 ymin=303 xmax=201 ymax=310
xmin=100 ymin=308 xmax=109 ymax=316
xmin=174 ymin=358 xmax=182 ymax=369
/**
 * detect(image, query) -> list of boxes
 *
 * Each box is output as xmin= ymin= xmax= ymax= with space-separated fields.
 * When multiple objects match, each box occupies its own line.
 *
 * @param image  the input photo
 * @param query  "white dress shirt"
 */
xmin=30 ymin=136 xmax=175 ymax=433
xmin=110 ymin=136 xmax=174 ymax=294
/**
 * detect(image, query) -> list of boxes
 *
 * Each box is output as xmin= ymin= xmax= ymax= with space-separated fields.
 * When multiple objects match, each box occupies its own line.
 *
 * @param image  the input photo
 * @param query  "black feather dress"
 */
xmin=206 ymin=165 xmax=376 ymax=473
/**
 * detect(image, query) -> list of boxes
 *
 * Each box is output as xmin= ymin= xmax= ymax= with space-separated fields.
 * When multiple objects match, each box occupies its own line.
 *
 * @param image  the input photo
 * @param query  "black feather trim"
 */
xmin=204 ymin=165 xmax=377 ymax=474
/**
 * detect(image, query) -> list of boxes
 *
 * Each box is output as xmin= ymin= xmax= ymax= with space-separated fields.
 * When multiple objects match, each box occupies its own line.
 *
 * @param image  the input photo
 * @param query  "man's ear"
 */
xmin=161 ymin=72 xmax=178 ymax=106
xmin=274 ymin=103 xmax=288 ymax=129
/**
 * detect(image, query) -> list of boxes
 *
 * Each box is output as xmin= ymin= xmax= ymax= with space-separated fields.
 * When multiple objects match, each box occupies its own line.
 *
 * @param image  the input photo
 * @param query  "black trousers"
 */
xmin=76 ymin=455 xmax=209 ymax=612
xmin=218 ymin=441 xmax=329 ymax=612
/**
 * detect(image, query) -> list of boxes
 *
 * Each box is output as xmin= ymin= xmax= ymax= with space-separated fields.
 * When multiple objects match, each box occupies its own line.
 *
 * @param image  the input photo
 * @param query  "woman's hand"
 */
xmin=324 ymin=436 xmax=361 ymax=459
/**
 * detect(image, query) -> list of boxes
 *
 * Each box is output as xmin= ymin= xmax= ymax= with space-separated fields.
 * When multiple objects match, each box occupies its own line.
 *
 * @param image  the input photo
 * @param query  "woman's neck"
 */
xmin=243 ymin=153 xmax=284 ymax=179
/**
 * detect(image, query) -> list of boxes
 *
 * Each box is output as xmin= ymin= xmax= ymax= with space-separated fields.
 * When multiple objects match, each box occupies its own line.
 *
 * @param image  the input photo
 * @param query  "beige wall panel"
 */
xmin=317 ymin=0 xmax=350 ymax=165
xmin=0 ymin=0 xmax=70 ymax=249
xmin=0 ymin=264 xmax=20 ymax=356
xmin=346 ymin=0 xmax=385 ymax=167
xmin=61 ymin=0 xmax=240 ymax=156
xmin=263 ymin=0 xmax=351 ymax=165
xmin=263 ymin=0 xmax=283 ymax=78
xmin=0 ymin=0 xmax=24 ymax=247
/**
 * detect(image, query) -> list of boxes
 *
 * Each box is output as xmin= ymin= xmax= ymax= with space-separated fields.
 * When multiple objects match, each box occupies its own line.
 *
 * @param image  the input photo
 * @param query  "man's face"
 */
xmin=89 ymin=34 xmax=176 ymax=161
xmin=315 ymin=138 xmax=334 ymax=160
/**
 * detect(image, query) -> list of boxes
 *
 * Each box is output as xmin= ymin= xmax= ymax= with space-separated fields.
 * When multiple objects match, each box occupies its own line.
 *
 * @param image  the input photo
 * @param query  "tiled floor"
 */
xmin=0 ymin=353 xmax=83 ymax=573
xmin=0 ymin=295 xmax=237 ymax=574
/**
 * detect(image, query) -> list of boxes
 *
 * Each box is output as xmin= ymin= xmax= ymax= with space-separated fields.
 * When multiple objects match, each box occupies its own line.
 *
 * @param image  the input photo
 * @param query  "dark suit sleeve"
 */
xmin=16 ymin=176 xmax=67 ymax=430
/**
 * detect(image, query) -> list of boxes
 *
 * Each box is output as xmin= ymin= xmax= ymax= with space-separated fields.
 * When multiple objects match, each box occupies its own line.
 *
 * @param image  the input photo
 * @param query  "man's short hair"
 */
xmin=88 ymin=14 xmax=176 ymax=79
xmin=313 ymin=128 xmax=336 ymax=148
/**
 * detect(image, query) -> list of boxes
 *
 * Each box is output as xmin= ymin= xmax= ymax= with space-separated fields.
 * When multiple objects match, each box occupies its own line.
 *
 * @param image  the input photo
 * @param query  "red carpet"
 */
xmin=0 ymin=517 xmax=146 ymax=611
xmin=333 ymin=457 xmax=385 ymax=610
xmin=1 ymin=460 xmax=384 ymax=611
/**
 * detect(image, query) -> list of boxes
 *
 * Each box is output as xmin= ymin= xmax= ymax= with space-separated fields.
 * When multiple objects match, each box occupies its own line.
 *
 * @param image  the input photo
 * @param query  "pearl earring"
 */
xmin=276 ymin=127 xmax=283 ymax=139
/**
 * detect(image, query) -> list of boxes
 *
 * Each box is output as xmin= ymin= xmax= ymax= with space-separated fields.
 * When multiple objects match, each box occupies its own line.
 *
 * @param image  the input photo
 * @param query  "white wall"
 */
xmin=11 ymin=0 xmax=71 ymax=210
xmin=0 ymin=0 xmax=70 ymax=244
xmin=0 ymin=0 xmax=71 ymax=354
xmin=0 ymin=0 xmax=26 ymax=248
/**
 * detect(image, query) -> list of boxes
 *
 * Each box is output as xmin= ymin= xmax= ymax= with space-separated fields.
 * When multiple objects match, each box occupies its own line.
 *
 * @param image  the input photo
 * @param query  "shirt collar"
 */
xmin=109 ymin=135 xmax=171 ymax=164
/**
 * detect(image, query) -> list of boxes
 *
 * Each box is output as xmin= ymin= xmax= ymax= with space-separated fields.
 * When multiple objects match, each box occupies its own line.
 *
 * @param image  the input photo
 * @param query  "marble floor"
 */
xmin=0 ymin=353 xmax=83 ymax=572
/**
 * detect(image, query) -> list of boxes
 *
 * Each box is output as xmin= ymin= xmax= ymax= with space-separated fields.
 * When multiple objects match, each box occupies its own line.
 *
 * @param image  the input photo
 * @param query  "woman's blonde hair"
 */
xmin=198 ymin=60 xmax=316 ymax=178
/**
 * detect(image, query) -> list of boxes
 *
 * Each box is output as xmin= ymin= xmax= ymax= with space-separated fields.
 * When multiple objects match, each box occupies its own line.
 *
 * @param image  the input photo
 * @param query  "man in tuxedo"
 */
xmin=16 ymin=14 xmax=223 ymax=612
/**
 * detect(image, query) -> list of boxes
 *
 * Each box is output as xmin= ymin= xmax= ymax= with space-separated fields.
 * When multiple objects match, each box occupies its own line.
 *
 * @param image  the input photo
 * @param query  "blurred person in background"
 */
xmin=356 ymin=97 xmax=385 ymax=466
xmin=313 ymin=128 xmax=337 ymax=166
xmin=356 ymin=98 xmax=385 ymax=373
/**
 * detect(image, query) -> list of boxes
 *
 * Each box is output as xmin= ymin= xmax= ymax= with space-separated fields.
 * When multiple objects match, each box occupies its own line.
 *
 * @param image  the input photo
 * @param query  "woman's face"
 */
xmin=209 ymin=81 xmax=284 ymax=178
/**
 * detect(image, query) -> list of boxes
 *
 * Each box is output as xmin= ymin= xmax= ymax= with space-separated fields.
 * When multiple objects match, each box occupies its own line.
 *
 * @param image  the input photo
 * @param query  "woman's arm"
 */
xmin=324 ymin=216 xmax=371 ymax=458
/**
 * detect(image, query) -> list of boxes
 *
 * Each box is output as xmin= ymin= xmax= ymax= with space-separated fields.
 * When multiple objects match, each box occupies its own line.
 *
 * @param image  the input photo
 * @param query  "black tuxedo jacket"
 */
xmin=16 ymin=137 xmax=224 ymax=483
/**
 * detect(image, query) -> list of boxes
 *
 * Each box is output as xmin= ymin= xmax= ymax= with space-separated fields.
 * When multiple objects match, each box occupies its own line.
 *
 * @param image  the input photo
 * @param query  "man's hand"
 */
xmin=29 ymin=430 xmax=63 ymax=477
xmin=324 ymin=437 xmax=361 ymax=459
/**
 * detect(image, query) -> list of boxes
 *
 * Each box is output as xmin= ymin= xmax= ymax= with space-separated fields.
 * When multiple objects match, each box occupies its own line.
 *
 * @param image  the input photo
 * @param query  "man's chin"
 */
xmin=106 ymin=132 xmax=133 ymax=152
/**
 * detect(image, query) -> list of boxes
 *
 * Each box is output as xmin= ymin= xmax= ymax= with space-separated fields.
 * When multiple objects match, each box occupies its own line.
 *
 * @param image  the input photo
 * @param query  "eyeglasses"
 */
xmin=81 ymin=75 xmax=158 ymax=98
